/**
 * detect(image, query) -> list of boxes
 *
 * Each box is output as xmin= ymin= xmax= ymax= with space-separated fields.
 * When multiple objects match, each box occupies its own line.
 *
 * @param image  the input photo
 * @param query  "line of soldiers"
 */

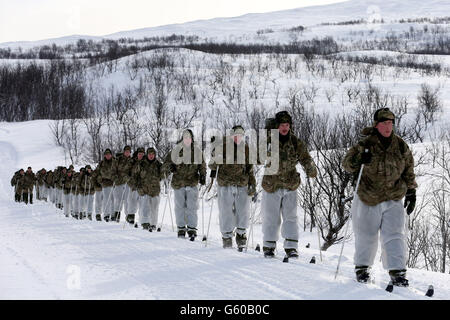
xmin=9 ymin=109 xmax=416 ymax=287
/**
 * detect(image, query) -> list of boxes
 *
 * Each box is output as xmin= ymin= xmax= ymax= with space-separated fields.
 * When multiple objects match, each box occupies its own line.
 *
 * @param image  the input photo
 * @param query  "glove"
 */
xmin=404 ymin=189 xmax=416 ymax=215
xmin=360 ymin=151 xmax=372 ymax=164
xmin=199 ymin=175 xmax=206 ymax=186
xmin=247 ymin=184 xmax=256 ymax=197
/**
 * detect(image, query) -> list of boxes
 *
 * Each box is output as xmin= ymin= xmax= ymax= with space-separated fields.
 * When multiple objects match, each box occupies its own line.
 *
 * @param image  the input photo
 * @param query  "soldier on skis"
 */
xmin=343 ymin=108 xmax=417 ymax=287
xmin=260 ymin=111 xmax=317 ymax=259
xmin=208 ymin=125 xmax=256 ymax=250
xmin=163 ymin=129 xmax=206 ymax=240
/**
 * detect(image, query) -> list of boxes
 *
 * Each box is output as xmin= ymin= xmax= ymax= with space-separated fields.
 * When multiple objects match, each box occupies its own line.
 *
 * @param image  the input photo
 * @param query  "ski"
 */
xmin=385 ymin=282 xmax=434 ymax=297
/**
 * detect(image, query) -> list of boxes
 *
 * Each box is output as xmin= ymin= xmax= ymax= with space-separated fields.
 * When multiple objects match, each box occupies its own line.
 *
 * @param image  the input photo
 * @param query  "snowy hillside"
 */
xmin=1 ymin=0 xmax=450 ymax=49
xmin=1 ymin=120 xmax=449 ymax=300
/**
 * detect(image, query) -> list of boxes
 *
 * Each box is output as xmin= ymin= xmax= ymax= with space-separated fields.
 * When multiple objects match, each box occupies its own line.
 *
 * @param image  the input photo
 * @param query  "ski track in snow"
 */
xmin=1 ymin=123 xmax=450 ymax=300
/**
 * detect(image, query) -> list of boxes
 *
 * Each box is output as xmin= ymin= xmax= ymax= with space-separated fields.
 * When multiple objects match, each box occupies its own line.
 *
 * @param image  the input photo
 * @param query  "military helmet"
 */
xmin=123 ymin=145 xmax=132 ymax=152
xmin=104 ymin=148 xmax=112 ymax=155
xmin=137 ymin=147 xmax=145 ymax=154
xmin=147 ymin=147 xmax=156 ymax=155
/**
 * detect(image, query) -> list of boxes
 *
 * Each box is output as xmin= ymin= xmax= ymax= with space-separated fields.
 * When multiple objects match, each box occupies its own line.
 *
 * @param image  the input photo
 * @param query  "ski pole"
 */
xmin=204 ymin=168 xmax=219 ymax=246
xmin=201 ymin=189 xmax=205 ymax=241
xmin=314 ymin=212 xmax=323 ymax=262
xmin=334 ymin=150 xmax=367 ymax=280
xmin=167 ymin=177 xmax=175 ymax=232
xmin=157 ymin=183 xmax=169 ymax=232
xmin=245 ymin=196 xmax=258 ymax=252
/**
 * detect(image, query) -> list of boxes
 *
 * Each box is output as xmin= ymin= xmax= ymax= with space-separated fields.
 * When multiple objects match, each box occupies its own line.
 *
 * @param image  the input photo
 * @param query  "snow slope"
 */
xmin=2 ymin=0 xmax=449 ymax=49
xmin=1 ymin=121 xmax=450 ymax=300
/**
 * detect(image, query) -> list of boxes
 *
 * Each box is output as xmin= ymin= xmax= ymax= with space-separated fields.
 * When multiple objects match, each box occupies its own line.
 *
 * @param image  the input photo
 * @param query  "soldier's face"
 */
xmin=105 ymin=153 xmax=112 ymax=160
xmin=137 ymin=152 xmax=144 ymax=160
xmin=233 ymin=134 xmax=243 ymax=145
xmin=147 ymin=153 xmax=155 ymax=161
xmin=376 ymin=120 xmax=393 ymax=138
xmin=183 ymin=137 xmax=192 ymax=146
xmin=124 ymin=150 xmax=131 ymax=157
xmin=278 ymin=123 xmax=290 ymax=136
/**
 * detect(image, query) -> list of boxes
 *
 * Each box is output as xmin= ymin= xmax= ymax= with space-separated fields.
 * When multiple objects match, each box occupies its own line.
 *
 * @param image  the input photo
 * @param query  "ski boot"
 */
xmin=126 ymin=214 xmax=135 ymax=225
xmin=187 ymin=229 xmax=197 ymax=241
xmin=88 ymin=213 xmax=92 ymax=221
xmin=285 ymin=248 xmax=299 ymax=259
xmin=115 ymin=212 xmax=121 ymax=223
xmin=389 ymin=269 xmax=409 ymax=287
xmin=178 ymin=227 xmax=186 ymax=238
xmin=236 ymin=233 xmax=247 ymax=252
xmin=355 ymin=266 xmax=371 ymax=283
xmin=96 ymin=214 xmax=102 ymax=221
xmin=149 ymin=225 xmax=157 ymax=232
xmin=222 ymin=237 xmax=233 ymax=249
xmin=111 ymin=211 xmax=119 ymax=222
xmin=142 ymin=223 xmax=150 ymax=231
xmin=104 ymin=215 xmax=110 ymax=222
xmin=263 ymin=247 xmax=275 ymax=258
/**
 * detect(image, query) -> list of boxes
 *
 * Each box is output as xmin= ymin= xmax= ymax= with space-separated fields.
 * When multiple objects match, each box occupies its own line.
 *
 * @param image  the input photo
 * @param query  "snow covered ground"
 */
xmin=1 ymin=120 xmax=450 ymax=300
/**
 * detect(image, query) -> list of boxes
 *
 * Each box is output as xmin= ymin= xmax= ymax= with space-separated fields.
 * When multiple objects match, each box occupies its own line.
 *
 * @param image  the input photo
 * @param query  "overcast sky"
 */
xmin=0 ymin=0 xmax=346 ymax=43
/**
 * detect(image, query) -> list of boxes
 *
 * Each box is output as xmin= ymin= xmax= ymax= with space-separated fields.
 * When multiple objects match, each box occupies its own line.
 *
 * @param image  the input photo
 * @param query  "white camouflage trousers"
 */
xmin=217 ymin=185 xmax=250 ymax=238
xmin=262 ymin=188 xmax=299 ymax=250
xmin=113 ymin=184 xmax=129 ymax=213
xmin=94 ymin=190 xmax=103 ymax=215
xmin=102 ymin=186 xmax=114 ymax=218
xmin=173 ymin=186 xmax=198 ymax=232
xmin=138 ymin=195 xmax=160 ymax=226
xmin=127 ymin=189 xmax=140 ymax=216
xmin=351 ymin=195 xmax=407 ymax=271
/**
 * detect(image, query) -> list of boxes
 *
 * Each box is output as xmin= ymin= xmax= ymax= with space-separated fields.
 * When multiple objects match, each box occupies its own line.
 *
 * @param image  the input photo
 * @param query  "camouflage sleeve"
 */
xmin=342 ymin=144 xmax=364 ymax=174
xmin=247 ymin=164 xmax=256 ymax=186
xmin=296 ymin=139 xmax=317 ymax=178
xmin=402 ymin=144 xmax=418 ymax=190
xmin=11 ymin=175 xmax=16 ymax=186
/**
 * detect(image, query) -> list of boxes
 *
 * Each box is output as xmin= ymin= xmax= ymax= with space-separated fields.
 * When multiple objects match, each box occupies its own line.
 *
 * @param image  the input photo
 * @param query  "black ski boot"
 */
xmin=104 ymin=215 xmax=110 ymax=222
xmin=88 ymin=213 xmax=92 ymax=221
xmin=355 ymin=266 xmax=371 ymax=283
xmin=285 ymin=248 xmax=299 ymax=259
xmin=178 ymin=228 xmax=186 ymax=238
xmin=126 ymin=214 xmax=135 ymax=225
xmin=142 ymin=223 xmax=150 ymax=230
xmin=111 ymin=212 xmax=119 ymax=222
xmin=96 ymin=214 xmax=102 ymax=221
xmin=188 ymin=229 xmax=197 ymax=241
xmin=115 ymin=212 xmax=121 ymax=223
xmin=236 ymin=233 xmax=247 ymax=251
xmin=263 ymin=247 xmax=275 ymax=258
xmin=389 ymin=269 xmax=409 ymax=287
xmin=149 ymin=225 xmax=157 ymax=232
xmin=222 ymin=237 xmax=233 ymax=249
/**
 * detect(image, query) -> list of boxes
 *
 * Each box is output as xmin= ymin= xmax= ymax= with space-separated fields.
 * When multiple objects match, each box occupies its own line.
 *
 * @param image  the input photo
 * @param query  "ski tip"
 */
xmin=386 ymin=281 xmax=394 ymax=293
xmin=425 ymin=285 xmax=434 ymax=297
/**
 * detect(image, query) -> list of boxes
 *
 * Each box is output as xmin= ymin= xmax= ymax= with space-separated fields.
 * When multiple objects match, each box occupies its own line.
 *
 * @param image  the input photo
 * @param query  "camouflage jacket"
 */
xmin=129 ymin=157 xmax=144 ymax=191
xmin=208 ymin=138 xmax=256 ymax=187
xmin=96 ymin=158 xmax=118 ymax=188
xmin=45 ymin=171 xmax=54 ymax=188
xmin=36 ymin=171 xmax=46 ymax=186
xmin=261 ymin=132 xmax=317 ymax=193
xmin=90 ymin=168 xmax=103 ymax=192
xmin=343 ymin=127 xmax=418 ymax=206
xmin=135 ymin=159 xmax=164 ymax=197
xmin=54 ymin=168 xmax=65 ymax=189
xmin=114 ymin=154 xmax=133 ymax=186
xmin=22 ymin=172 xmax=36 ymax=191
xmin=11 ymin=171 xmax=20 ymax=188
xmin=163 ymin=143 xmax=206 ymax=189
xmin=62 ymin=174 xmax=75 ymax=195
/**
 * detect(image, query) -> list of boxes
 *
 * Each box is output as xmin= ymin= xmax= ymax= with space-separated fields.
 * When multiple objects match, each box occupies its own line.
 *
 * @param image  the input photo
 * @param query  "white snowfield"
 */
xmin=1 ymin=121 xmax=449 ymax=300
